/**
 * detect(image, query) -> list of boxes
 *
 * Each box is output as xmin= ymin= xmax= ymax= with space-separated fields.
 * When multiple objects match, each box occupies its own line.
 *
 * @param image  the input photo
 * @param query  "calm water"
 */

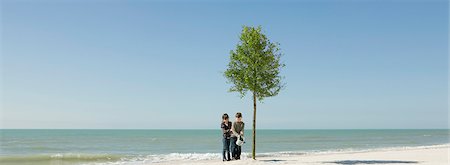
xmin=0 ymin=129 xmax=448 ymax=164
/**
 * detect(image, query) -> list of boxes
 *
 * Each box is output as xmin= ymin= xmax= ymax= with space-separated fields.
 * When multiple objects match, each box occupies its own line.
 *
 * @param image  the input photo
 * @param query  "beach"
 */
xmin=162 ymin=145 xmax=449 ymax=165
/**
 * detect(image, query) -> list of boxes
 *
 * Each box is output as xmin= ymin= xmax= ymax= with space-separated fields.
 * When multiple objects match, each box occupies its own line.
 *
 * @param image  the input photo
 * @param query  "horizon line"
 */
xmin=0 ymin=128 xmax=448 ymax=130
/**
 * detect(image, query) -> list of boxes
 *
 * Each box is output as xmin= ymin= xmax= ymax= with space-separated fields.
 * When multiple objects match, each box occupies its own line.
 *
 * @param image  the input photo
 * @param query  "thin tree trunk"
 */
xmin=252 ymin=92 xmax=257 ymax=160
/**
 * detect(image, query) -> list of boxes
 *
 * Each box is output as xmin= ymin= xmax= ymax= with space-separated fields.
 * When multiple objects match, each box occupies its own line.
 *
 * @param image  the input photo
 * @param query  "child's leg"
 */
xmin=222 ymin=138 xmax=228 ymax=160
xmin=225 ymin=138 xmax=231 ymax=160
xmin=230 ymin=137 xmax=237 ymax=159
xmin=237 ymin=145 xmax=241 ymax=159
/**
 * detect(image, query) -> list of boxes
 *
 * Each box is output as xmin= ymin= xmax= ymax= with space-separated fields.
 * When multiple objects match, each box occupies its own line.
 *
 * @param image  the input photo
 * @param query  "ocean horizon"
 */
xmin=1 ymin=129 xmax=448 ymax=164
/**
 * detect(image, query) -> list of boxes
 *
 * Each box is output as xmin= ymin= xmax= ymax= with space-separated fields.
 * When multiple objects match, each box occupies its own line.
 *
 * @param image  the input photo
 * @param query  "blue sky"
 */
xmin=1 ymin=0 xmax=448 ymax=129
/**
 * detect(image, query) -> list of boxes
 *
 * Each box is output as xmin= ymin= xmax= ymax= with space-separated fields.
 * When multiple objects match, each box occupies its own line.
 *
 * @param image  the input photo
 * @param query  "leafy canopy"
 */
xmin=224 ymin=26 xmax=284 ymax=101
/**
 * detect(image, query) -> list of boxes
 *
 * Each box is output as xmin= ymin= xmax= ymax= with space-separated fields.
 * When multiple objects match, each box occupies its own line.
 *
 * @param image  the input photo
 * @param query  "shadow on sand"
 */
xmin=260 ymin=159 xmax=289 ymax=162
xmin=326 ymin=160 xmax=419 ymax=165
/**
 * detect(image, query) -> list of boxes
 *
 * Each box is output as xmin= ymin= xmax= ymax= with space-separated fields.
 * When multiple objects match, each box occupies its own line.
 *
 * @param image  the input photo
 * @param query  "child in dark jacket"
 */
xmin=221 ymin=113 xmax=232 ymax=161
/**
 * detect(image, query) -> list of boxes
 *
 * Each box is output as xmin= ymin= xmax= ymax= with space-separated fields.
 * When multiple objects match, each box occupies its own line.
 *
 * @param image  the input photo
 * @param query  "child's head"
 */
xmin=235 ymin=112 xmax=242 ymax=122
xmin=222 ymin=113 xmax=229 ymax=122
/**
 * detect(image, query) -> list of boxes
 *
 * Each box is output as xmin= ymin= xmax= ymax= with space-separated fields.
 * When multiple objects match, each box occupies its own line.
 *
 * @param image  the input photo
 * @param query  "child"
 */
xmin=230 ymin=112 xmax=244 ymax=160
xmin=221 ymin=113 xmax=232 ymax=161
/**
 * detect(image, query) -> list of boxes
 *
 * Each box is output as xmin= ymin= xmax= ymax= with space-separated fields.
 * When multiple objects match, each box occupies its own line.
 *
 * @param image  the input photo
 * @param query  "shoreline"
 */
xmin=0 ymin=144 xmax=448 ymax=164
xmin=152 ymin=144 xmax=449 ymax=165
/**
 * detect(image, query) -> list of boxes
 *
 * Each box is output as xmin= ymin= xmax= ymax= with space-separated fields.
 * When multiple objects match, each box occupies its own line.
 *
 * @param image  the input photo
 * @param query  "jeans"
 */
xmin=222 ymin=137 xmax=231 ymax=160
xmin=230 ymin=136 xmax=241 ymax=159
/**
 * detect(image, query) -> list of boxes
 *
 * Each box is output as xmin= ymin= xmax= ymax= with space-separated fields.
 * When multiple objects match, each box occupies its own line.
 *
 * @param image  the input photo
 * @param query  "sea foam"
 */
xmin=88 ymin=144 xmax=450 ymax=165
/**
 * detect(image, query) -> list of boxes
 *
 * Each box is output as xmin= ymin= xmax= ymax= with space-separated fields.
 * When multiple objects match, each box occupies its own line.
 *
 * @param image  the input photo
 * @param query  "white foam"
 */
xmin=88 ymin=143 xmax=450 ymax=165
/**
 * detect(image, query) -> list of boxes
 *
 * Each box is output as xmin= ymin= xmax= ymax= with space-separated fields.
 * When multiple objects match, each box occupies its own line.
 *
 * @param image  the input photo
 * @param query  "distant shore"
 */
xmin=158 ymin=144 xmax=449 ymax=165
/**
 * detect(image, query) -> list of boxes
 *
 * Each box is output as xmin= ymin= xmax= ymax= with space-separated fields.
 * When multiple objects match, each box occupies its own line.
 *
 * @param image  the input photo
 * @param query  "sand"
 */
xmin=156 ymin=145 xmax=449 ymax=165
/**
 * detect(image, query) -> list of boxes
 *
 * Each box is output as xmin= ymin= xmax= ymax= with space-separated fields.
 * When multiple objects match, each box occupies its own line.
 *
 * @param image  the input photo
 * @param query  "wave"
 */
xmin=0 ymin=153 xmax=123 ymax=164
xmin=97 ymin=143 xmax=450 ymax=165
xmin=2 ymin=144 xmax=448 ymax=165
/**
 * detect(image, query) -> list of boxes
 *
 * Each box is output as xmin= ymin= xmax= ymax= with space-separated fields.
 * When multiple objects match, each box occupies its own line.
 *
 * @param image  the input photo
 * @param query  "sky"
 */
xmin=0 ymin=0 xmax=448 ymax=129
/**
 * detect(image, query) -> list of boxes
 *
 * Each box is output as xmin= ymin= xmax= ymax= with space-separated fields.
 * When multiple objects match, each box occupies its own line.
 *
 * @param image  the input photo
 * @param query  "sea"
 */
xmin=0 ymin=129 xmax=448 ymax=165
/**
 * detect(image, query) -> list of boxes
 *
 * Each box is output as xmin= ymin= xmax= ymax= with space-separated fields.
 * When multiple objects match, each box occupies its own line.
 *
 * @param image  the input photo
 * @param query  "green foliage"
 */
xmin=224 ymin=26 xmax=285 ymax=101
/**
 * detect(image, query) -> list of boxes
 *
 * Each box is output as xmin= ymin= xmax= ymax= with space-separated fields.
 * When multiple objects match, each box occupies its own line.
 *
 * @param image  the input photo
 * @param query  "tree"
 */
xmin=224 ymin=26 xmax=285 ymax=160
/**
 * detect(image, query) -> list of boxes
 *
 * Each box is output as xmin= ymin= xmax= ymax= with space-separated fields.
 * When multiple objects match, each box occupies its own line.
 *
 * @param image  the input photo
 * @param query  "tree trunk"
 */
xmin=252 ymin=92 xmax=257 ymax=160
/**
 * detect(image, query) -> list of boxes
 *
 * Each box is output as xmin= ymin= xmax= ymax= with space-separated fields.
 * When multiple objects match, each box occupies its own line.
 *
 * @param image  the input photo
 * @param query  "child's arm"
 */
xmin=240 ymin=123 xmax=244 ymax=135
xmin=221 ymin=123 xmax=228 ymax=134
